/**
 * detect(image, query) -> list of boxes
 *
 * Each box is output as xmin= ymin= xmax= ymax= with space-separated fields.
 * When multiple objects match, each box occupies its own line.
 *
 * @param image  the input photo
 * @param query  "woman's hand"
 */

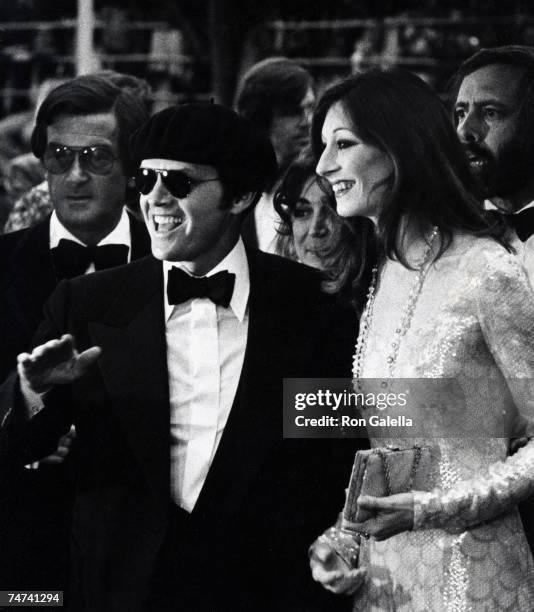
xmin=351 ymin=492 xmax=415 ymax=541
xmin=309 ymin=536 xmax=366 ymax=595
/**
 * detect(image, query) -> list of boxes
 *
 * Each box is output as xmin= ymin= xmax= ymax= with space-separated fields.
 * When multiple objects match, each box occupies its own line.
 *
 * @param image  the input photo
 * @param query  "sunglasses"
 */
xmin=134 ymin=168 xmax=220 ymax=199
xmin=43 ymin=144 xmax=118 ymax=175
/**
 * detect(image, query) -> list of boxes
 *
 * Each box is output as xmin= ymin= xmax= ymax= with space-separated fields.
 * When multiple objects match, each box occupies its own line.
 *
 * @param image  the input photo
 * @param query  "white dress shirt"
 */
xmin=49 ymin=208 xmax=132 ymax=270
xmin=163 ymin=238 xmax=249 ymax=512
xmin=253 ymin=191 xmax=281 ymax=254
xmin=485 ymin=199 xmax=534 ymax=289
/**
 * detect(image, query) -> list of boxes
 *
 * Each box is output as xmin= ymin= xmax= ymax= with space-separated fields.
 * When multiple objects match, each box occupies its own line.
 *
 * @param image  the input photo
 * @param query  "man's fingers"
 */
xmin=77 ymin=346 xmax=102 ymax=370
xmin=60 ymin=434 xmax=75 ymax=448
xmin=40 ymin=454 xmax=66 ymax=465
xmin=39 ymin=425 xmax=76 ymax=465
xmin=18 ymin=336 xmax=77 ymax=371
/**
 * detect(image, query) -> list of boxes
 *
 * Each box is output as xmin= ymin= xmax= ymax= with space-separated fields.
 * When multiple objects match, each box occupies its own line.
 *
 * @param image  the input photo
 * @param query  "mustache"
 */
xmin=462 ymin=143 xmax=494 ymax=161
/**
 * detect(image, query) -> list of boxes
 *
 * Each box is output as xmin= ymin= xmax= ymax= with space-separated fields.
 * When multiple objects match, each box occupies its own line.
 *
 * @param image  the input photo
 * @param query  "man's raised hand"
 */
xmin=17 ymin=334 xmax=102 ymax=393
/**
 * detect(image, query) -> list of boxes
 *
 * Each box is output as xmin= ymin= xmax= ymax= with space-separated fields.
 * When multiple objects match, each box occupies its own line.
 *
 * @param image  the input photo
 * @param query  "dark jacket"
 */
xmin=1 ymin=250 xmax=362 ymax=611
xmin=0 ymin=211 xmax=150 ymax=594
xmin=0 ymin=212 xmax=150 ymax=383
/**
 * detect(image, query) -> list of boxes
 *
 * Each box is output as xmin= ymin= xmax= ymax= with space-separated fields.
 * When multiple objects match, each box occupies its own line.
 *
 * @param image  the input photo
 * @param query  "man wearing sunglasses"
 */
xmin=1 ymin=103 xmax=358 ymax=611
xmin=0 ymin=74 xmax=150 ymax=594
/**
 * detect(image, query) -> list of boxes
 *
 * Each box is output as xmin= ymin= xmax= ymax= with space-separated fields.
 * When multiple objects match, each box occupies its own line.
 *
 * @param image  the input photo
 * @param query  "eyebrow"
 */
xmin=294 ymin=197 xmax=313 ymax=205
xmin=47 ymin=140 xmax=115 ymax=150
xmin=48 ymin=141 xmax=112 ymax=147
xmin=454 ymin=98 xmax=511 ymax=108
xmin=332 ymin=127 xmax=356 ymax=133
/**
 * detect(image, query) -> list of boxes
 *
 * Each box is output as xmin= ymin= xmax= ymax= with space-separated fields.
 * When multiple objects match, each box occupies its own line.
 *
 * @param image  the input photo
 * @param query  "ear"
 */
xmin=229 ymin=192 xmax=256 ymax=216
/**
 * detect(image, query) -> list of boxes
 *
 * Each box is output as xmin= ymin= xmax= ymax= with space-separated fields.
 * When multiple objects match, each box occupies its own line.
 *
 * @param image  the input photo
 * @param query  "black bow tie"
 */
xmin=508 ymin=207 xmax=534 ymax=242
xmin=51 ymin=238 xmax=129 ymax=279
xmin=488 ymin=208 xmax=534 ymax=242
xmin=167 ymin=267 xmax=235 ymax=307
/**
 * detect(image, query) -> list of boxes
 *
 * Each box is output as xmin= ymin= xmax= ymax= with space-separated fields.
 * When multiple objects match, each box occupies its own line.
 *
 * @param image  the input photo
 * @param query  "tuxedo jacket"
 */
xmin=0 ymin=211 xmax=150 ymax=594
xmin=1 ymin=250 xmax=362 ymax=612
xmin=0 ymin=212 xmax=150 ymax=383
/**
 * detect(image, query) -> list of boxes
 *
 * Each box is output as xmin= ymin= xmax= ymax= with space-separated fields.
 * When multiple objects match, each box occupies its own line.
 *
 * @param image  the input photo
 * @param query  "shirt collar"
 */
xmin=484 ymin=199 xmax=534 ymax=214
xmin=514 ymin=201 xmax=534 ymax=215
xmin=163 ymin=237 xmax=249 ymax=322
xmin=49 ymin=208 xmax=131 ymax=251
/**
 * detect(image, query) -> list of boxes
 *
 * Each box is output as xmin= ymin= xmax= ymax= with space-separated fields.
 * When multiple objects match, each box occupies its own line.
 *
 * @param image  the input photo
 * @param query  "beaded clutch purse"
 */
xmin=311 ymin=445 xmax=432 ymax=569
xmin=342 ymin=445 xmax=432 ymax=526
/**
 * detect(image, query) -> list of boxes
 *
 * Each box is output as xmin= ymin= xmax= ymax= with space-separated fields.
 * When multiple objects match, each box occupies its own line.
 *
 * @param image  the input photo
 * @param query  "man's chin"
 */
xmin=484 ymin=174 xmax=527 ymax=202
xmin=468 ymin=170 xmax=493 ymax=200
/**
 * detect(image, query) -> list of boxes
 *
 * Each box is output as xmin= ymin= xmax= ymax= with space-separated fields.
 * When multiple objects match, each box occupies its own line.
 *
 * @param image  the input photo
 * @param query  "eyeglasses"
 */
xmin=43 ymin=144 xmax=118 ymax=175
xmin=134 ymin=168 xmax=220 ymax=199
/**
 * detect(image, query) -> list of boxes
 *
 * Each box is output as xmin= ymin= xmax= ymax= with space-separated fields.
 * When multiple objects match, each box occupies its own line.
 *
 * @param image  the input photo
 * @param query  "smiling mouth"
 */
xmin=153 ymin=214 xmax=184 ymax=232
xmin=465 ymin=152 xmax=489 ymax=169
xmin=332 ymin=180 xmax=355 ymax=197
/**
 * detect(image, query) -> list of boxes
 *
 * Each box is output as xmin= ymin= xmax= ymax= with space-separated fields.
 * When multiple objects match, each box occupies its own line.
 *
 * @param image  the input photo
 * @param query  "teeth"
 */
xmin=153 ymin=214 xmax=183 ymax=231
xmin=332 ymin=181 xmax=355 ymax=197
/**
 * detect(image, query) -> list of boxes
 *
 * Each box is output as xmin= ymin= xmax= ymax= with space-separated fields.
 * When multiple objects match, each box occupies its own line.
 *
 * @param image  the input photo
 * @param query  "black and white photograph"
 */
xmin=1 ymin=1 xmax=534 ymax=611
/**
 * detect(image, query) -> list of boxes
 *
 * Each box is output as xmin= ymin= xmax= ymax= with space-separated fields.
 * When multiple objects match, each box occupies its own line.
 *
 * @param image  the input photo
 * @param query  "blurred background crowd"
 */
xmin=0 ymin=0 xmax=533 ymax=228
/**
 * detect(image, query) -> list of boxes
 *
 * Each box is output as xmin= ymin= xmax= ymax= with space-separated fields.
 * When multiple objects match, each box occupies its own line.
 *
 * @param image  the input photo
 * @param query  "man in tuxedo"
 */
xmin=0 ymin=74 xmax=150 ymax=592
xmin=452 ymin=44 xmax=534 ymax=551
xmin=451 ymin=45 xmax=534 ymax=286
xmin=1 ymin=103 xmax=357 ymax=611
xmin=0 ymin=73 xmax=150 ymax=381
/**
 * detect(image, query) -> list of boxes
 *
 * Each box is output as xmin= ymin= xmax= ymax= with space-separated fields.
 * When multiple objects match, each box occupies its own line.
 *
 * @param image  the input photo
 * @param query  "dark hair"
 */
xmin=93 ymin=70 xmax=153 ymax=110
xmin=312 ymin=68 xmax=506 ymax=267
xmin=31 ymin=74 xmax=150 ymax=176
xmin=235 ymin=57 xmax=313 ymax=131
xmin=273 ymin=155 xmax=376 ymax=310
xmin=449 ymin=45 xmax=534 ymax=169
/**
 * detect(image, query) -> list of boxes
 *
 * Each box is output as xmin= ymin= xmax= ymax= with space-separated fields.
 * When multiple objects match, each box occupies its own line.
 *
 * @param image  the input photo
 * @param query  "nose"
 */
xmin=457 ymin=109 xmax=485 ymax=144
xmin=316 ymin=144 xmax=338 ymax=178
xmin=64 ymin=154 xmax=89 ymax=184
xmin=144 ymin=173 xmax=173 ymax=206
xmin=309 ymin=208 xmax=330 ymax=238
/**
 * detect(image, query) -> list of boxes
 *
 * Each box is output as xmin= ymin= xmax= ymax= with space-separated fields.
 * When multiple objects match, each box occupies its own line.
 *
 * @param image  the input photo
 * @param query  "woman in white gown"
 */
xmin=309 ymin=68 xmax=534 ymax=611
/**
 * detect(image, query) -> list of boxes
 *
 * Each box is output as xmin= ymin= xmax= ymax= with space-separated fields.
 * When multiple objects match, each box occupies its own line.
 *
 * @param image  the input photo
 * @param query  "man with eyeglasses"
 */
xmin=0 ymin=74 xmax=150 ymax=594
xmin=1 ymin=102 xmax=358 ymax=611
xmin=0 ymin=74 xmax=150 ymax=382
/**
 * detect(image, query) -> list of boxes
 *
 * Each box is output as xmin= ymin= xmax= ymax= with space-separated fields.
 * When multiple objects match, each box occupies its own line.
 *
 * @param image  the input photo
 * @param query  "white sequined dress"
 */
xmin=352 ymin=234 xmax=534 ymax=611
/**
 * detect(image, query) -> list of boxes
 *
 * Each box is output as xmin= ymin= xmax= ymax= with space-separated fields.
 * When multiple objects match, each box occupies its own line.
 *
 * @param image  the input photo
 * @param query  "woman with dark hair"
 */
xmin=273 ymin=155 xmax=375 ymax=308
xmin=309 ymin=68 xmax=534 ymax=610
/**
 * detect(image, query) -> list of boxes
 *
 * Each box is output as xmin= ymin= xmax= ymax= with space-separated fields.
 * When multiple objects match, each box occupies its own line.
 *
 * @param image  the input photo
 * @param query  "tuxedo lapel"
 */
xmin=193 ymin=251 xmax=295 ymax=522
xmin=88 ymin=257 xmax=170 ymax=500
xmin=4 ymin=219 xmax=56 ymax=338
xmin=5 ymin=213 xmax=149 ymax=338
xmin=128 ymin=212 xmax=151 ymax=260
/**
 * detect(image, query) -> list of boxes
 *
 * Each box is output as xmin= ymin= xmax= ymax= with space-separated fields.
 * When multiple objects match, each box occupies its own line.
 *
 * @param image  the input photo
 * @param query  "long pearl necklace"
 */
xmin=352 ymin=227 xmax=439 ymax=380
